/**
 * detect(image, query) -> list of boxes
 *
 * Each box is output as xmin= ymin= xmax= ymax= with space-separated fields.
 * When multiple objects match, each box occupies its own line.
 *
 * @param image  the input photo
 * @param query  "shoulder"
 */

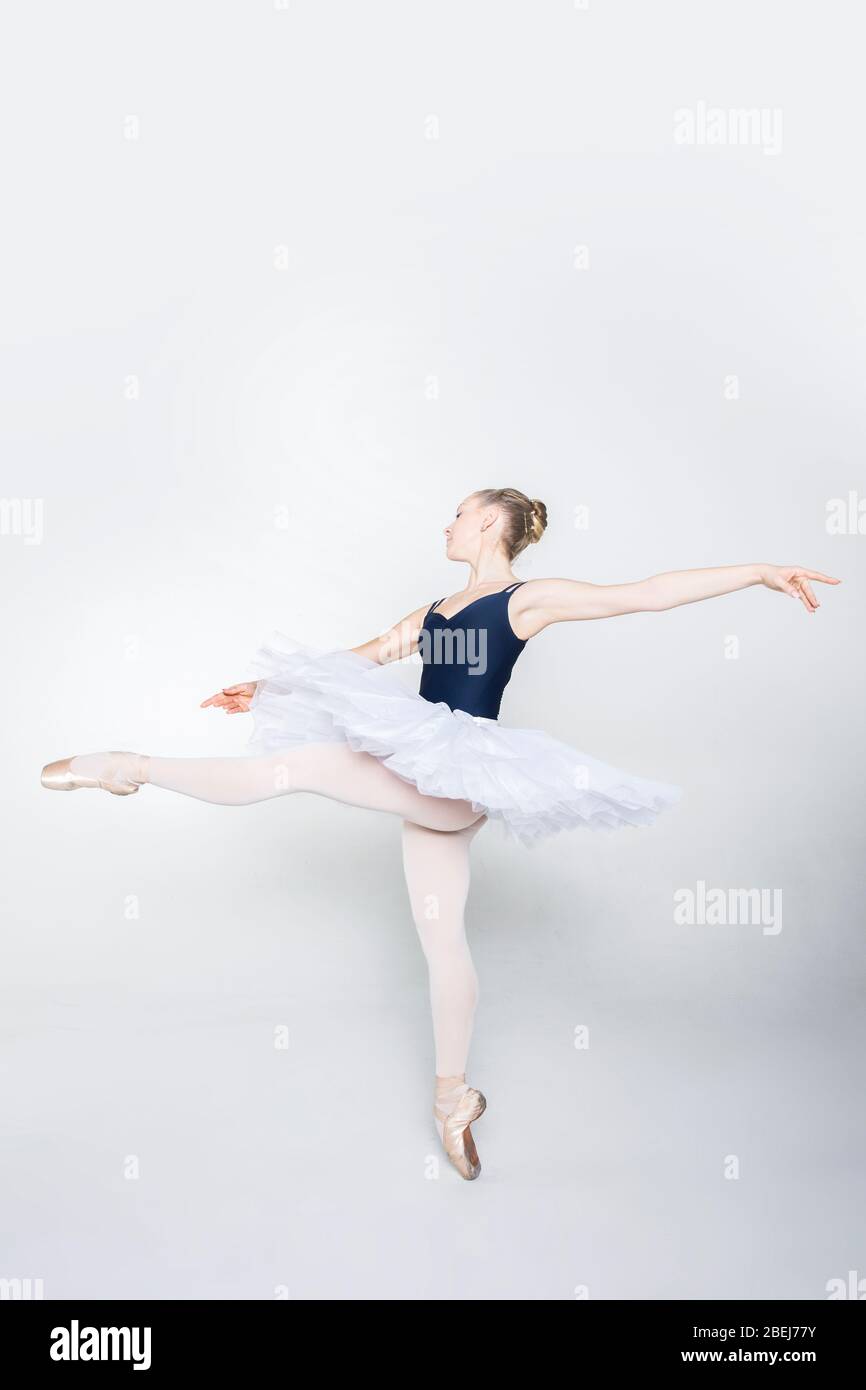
xmin=509 ymin=577 xmax=562 ymax=613
xmin=509 ymin=578 xmax=577 ymax=639
xmin=508 ymin=578 xmax=551 ymax=640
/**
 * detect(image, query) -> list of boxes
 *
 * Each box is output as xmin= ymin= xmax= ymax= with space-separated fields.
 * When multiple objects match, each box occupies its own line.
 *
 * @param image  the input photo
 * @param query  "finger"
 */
xmin=802 ymin=570 xmax=841 ymax=584
xmin=797 ymin=584 xmax=815 ymax=612
xmin=800 ymin=579 xmax=819 ymax=608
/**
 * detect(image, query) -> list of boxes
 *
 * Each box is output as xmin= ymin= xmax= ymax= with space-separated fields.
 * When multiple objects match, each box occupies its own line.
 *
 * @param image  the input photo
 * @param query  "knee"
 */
xmin=266 ymin=751 xmax=299 ymax=794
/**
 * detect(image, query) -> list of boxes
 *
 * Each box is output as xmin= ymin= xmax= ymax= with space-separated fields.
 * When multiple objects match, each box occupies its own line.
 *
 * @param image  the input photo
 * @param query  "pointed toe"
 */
xmin=436 ymin=1086 xmax=487 ymax=1181
xmin=40 ymin=752 xmax=142 ymax=795
xmin=41 ymin=758 xmax=77 ymax=790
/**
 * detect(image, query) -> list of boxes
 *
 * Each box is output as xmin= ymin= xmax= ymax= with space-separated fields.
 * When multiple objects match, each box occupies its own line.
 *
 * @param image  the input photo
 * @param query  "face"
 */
xmin=444 ymin=494 xmax=493 ymax=561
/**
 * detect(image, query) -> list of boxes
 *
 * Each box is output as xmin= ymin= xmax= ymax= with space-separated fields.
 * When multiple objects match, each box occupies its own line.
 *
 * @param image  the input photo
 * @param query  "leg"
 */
xmin=401 ymin=816 xmax=488 ymax=1179
xmin=62 ymin=743 xmax=485 ymax=833
xmin=400 ymin=816 xmax=485 ymax=1076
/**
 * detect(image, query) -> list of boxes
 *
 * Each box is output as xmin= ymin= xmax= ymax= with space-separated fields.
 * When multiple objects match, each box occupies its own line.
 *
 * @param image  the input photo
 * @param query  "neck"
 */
xmin=465 ymin=555 xmax=515 ymax=589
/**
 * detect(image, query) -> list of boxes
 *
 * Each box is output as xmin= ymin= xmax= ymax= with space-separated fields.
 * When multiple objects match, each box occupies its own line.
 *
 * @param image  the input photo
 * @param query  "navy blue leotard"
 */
xmin=418 ymin=581 xmax=527 ymax=721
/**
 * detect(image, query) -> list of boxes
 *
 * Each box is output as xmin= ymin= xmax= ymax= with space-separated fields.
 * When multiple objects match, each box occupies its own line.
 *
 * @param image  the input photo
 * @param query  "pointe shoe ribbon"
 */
xmin=435 ymin=1085 xmax=487 ymax=1181
xmin=41 ymin=752 xmax=142 ymax=796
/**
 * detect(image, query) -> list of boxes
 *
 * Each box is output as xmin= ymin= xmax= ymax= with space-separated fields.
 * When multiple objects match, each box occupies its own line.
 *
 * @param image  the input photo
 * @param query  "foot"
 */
xmin=41 ymin=751 xmax=149 ymax=795
xmin=434 ymin=1073 xmax=487 ymax=1181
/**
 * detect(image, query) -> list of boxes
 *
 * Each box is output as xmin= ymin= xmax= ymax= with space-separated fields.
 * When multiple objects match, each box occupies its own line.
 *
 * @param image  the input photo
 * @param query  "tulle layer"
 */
xmin=243 ymin=630 xmax=682 ymax=848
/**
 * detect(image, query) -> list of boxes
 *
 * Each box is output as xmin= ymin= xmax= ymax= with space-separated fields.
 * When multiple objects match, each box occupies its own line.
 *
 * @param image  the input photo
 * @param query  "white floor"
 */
xmin=6 ymin=788 xmax=863 ymax=1301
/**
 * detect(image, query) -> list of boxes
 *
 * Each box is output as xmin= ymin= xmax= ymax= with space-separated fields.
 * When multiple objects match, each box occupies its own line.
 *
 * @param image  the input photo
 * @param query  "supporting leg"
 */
xmin=400 ymin=816 xmax=486 ymax=1076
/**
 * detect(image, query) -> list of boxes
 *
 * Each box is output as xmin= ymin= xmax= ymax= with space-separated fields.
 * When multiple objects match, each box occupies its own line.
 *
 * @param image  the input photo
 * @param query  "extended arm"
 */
xmin=512 ymin=563 xmax=840 ymax=635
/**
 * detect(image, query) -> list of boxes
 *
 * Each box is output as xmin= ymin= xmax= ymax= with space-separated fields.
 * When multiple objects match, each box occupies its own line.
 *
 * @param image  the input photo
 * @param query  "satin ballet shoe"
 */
xmin=40 ymin=752 xmax=143 ymax=796
xmin=434 ymin=1085 xmax=487 ymax=1181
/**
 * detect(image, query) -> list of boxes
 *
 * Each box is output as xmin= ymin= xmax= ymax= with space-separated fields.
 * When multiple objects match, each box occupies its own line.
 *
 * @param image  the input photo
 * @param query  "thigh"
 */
xmin=400 ymin=816 xmax=487 ymax=924
xmin=290 ymin=741 xmax=487 ymax=832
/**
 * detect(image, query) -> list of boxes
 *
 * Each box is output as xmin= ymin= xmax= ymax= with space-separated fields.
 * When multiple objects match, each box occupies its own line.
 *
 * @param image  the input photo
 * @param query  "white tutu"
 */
xmin=243 ymin=630 xmax=682 ymax=848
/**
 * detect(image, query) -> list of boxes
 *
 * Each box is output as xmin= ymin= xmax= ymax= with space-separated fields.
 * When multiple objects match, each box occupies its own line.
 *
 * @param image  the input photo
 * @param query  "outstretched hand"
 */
xmin=760 ymin=565 xmax=841 ymax=613
xmin=200 ymin=681 xmax=258 ymax=714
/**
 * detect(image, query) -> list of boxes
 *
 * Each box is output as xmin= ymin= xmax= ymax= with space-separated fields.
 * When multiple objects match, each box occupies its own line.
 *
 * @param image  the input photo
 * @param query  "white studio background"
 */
xmin=2 ymin=0 xmax=864 ymax=1300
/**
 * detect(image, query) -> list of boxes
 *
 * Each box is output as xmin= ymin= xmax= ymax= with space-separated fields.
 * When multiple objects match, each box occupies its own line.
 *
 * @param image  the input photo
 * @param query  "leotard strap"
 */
xmin=427 ymin=583 xmax=524 ymax=620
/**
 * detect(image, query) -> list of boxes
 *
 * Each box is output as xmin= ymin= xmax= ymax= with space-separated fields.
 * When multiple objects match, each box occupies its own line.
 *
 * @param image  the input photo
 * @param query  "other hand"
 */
xmin=200 ymin=681 xmax=259 ymax=714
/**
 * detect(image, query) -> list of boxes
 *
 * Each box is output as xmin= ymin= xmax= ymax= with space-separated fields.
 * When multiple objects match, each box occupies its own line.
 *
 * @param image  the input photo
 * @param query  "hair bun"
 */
xmin=528 ymin=497 xmax=548 ymax=543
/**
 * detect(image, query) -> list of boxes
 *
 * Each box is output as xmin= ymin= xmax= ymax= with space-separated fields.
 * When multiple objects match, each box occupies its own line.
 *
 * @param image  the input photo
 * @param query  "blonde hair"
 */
xmin=472 ymin=488 xmax=548 ymax=561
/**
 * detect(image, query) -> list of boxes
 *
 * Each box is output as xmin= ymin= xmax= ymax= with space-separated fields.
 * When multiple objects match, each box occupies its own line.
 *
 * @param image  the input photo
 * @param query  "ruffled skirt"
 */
xmin=243 ymin=630 xmax=682 ymax=848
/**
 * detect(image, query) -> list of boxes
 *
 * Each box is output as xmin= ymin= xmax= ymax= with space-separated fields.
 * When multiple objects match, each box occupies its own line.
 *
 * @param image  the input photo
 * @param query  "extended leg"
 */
xmin=62 ymin=743 xmax=485 ymax=833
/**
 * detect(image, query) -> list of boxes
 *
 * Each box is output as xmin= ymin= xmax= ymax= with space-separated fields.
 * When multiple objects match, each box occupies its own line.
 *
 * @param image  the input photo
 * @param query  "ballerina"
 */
xmin=41 ymin=487 xmax=840 ymax=1179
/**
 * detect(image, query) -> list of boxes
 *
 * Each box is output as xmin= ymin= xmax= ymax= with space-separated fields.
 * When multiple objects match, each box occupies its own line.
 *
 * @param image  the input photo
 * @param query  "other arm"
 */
xmin=349 ymin=601 xmax=432 ymax=664
xmin=201 ymin=602 xmax=431 ymax=713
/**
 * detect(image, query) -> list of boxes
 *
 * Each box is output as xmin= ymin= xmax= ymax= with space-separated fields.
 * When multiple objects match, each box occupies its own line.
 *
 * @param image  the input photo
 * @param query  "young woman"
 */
xmin=41 ymin=488 xmax=839 ymax=1181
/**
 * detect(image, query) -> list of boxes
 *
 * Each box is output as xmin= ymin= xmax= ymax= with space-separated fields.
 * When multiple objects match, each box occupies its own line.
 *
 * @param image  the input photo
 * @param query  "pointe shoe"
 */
xmin=434 ymin=1085 xmax=487 ymax=1181
xmin=40 ymin=752 xmax=143 ymax=796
